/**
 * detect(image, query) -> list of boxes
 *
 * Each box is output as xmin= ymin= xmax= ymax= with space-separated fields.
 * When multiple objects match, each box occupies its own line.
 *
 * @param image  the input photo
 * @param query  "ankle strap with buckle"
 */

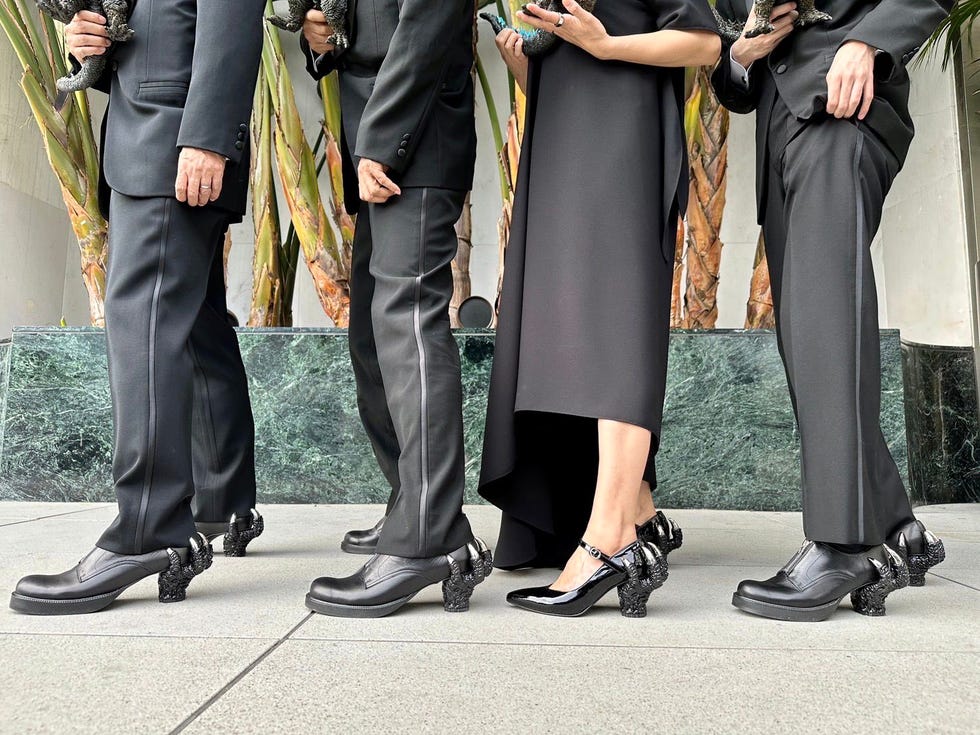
xmin=579 ymin=540 xmax=620 ymax=571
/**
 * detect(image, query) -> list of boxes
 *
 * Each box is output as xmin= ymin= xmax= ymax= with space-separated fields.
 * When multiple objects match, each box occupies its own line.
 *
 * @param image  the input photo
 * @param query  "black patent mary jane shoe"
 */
xmin=9 ymin=533 xmax=213 ymax=615
xmin=340 ymin=516 xmax=385 ymax=555
xmin=196 ymin=508 xmax=264 ymax=557
xmin=507 ymin=540 xmax=669 ymax=618
xmin=732 ymin=541 xmax=910 ymax=623
xmin=637 ymin=511 xmax=683 ymax=556
xmin=888 ymin=520 xmax=946 ymax=587
xmin=305 ymin=538 xmax=493 ymax=618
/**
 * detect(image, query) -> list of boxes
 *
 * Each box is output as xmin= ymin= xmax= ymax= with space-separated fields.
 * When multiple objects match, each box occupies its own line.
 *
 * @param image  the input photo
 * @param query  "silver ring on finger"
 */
xmin=555 ymin=13 xmax=565 ymax=28
xmin=200 ymin=185 xmax=211 ymax=191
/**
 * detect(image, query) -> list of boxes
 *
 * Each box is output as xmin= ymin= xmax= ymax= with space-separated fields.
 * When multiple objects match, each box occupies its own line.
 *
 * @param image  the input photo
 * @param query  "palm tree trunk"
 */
xmin=670 ymin=218 xmax=686 ymax=328
xmin=682 ymin=65 xmax=730 ymax=329
xmin=745 ymin=231 xmax=775 ymax=328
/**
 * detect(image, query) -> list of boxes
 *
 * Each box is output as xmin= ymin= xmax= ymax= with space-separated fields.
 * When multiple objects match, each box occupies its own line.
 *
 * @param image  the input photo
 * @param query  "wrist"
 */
xmin=594 ymin=34 xmax=617 ymax=61
xmin=730 ymin=40 xmax=754 ymax=69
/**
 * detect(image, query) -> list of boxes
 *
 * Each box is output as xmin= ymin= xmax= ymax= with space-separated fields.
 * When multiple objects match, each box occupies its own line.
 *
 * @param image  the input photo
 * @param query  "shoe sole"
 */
xmin=731 ymin=593 xmax=843 ymax=622
xmin=339 ymin=541 xmax=377 ymax=556
xmin=305 ymin=592 xmax=417 ymax=618
xmin=9 ymin=587 xmax=130 ymax=616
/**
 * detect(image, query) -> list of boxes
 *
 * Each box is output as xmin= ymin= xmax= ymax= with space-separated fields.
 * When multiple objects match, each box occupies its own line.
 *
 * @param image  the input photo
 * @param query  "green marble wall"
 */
xmin=0 ymin=340 xmax=9 ymax=466
xmin=0 ymin=327 xmax=909 ymax=511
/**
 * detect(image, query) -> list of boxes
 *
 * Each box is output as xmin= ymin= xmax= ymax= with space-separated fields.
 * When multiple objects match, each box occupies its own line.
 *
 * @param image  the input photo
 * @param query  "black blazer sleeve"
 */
xmin=709 ymin=0 xmax=761 ymax=114
xmin=843 ymin=0 xmax=954 ymax=81
xmin=301 ymin=36 xmax=341 ymax=80
xmin=176 ymin=0 xmax=265 ymax=165
xmin=649 ymin=0 xmax=720 ymax=33
xmin=354 ymin=0 xmax=470 ymax=174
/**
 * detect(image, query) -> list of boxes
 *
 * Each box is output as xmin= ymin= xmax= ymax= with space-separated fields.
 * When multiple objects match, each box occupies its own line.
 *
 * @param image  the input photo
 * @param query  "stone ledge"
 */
xmin=0 ymin=327 xmax=909 ymax=510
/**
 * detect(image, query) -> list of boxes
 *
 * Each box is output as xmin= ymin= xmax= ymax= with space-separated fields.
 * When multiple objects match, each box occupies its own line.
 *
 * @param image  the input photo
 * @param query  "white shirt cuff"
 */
xmin=729 ymin=49 xmax=751 ymax=89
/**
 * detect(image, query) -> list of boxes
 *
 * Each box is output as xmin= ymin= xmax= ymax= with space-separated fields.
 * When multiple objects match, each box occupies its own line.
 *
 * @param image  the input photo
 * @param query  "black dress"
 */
xmin=478 ymin=0 xmax=719 ymax=569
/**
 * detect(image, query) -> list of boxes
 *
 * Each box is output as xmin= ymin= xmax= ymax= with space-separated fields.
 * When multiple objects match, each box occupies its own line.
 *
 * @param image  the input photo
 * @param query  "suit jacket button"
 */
xmin=237 ymin=132 xmax=246 ymax=141
xmin=402 ymin=134 xmax=411 ymax=142
xmin=240 ymin=123 xmax=248 ymax=132
xmin=775 ymin=63 xmax=788 ymax=74
xmin=110 ymin=60 xmax=119 ymax=71
xmin=235 ymin=141 xmax=244 ymax=151
xmin=396 ymin=149 xmax=407 ymax=158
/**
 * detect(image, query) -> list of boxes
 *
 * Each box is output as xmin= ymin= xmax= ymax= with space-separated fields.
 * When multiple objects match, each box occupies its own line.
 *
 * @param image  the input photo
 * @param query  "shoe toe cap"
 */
xmin=734 ymin=579 xmax=771 ymax=602
xmin=14 ymin=574 xmax=59 ymax=599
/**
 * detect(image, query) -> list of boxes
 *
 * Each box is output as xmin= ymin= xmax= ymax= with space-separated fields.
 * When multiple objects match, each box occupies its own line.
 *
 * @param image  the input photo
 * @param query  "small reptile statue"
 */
xmin=480 ymin=0 xmax=598 ymax=57
xmin=36 ymin=0 xmax=134 ymax=95
xmin=714 ymin=0 xmax=832 ymax=42
xmin=268 ymin=0 xmax=349 ymax=52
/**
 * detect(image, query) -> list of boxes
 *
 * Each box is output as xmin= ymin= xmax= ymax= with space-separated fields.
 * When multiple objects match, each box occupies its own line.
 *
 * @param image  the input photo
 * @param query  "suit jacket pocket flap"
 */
xmin=138 ymin=80 xmax=189 ymax=105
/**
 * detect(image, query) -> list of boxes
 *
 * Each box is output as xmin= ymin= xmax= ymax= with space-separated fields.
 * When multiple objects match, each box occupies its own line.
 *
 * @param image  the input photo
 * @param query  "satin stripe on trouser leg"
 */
xmin=762 ymin=106 xmax=916 ymax=546
xmin=367 ymin=187 xmax=474 ymax=558
xmin=98 ymin=192 xmax=247 ymax=554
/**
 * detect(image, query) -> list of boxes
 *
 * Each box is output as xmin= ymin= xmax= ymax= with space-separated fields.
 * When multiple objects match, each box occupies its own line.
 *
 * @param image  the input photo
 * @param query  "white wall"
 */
xmin=0 ymin=27 xmax=975 ymax=350
xmin=0 ymin=41 xmax=89 ymax=337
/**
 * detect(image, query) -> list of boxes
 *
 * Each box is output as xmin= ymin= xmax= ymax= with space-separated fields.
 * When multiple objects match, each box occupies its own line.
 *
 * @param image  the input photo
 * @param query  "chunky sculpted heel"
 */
xmin=897 ymin=530 xmax=946 ymax=587
xmin=223 ymin=509 xmax=265 ymax=557
xmin=158 ymin=533 xmax=214 ymax=603
xmin=850 ymin=547 xmax=910 ymax=617
xmin=617 ymin=542 xmax=669 ymax=618
xmin=443 ymin=538 xmax=494 ymax=612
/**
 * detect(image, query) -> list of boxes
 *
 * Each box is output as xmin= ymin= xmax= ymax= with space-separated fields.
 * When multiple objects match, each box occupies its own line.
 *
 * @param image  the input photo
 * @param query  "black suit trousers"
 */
xmin=348 ymin=187 xmax=474 ymax=558
xmin=763 ymin=98 xmax=915 ymax=545
xmin=98 ymin=192 xmax=256 ymax=554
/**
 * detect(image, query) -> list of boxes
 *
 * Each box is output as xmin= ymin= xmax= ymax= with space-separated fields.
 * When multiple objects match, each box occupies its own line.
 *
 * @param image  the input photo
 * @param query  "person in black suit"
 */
xmin=300 ymin=0 xmax=493 ymax=618
xmin=712 ymin=0 xmax=951 ymax=621
xmin=9 ymin=0 xmax=266 ymax=616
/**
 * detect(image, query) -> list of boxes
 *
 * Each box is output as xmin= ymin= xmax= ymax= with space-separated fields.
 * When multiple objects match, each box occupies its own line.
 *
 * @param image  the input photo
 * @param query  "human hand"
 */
xmin=358 ymin=158 xmax=401 ymax=204
xmin=825 ymin=40 xmax=876 ymax=120
xmin=731 ymin=3 xmax=799 ymax=69
xmin=64 ymin=10 xmax=110 ymax=63
xmin=303 ymin=9 xmax=336 ymax=55
xmin=176 ymin=148 xmax=227 ymax=207
xmin=517 ymin=0 xmax=612 ymax=60
xmin=494 ymin=28 xmax=529 ymax=92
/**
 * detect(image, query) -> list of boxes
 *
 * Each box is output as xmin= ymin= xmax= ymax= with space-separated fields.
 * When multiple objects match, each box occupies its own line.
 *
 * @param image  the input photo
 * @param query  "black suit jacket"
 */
xmin=711 ymin=0 xmax=952 ymax=219
xmin=90 ymin=0 xmax=265 ymax=218
xmin=303 ymin=0 xmax=477 ymax=213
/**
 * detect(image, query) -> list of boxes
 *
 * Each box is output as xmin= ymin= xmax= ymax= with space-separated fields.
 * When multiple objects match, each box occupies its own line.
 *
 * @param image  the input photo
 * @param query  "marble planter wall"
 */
xmin=902 ymin=342 xmax=980 ymax=504
xmin=0 ymin=328 xmax=914 ymax=512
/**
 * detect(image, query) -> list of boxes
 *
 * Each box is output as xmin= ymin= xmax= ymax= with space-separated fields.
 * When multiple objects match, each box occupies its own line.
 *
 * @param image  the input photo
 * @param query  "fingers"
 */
xmin=75 ymin=10 xmax=106 ymax=24
xmin=770 ymin=2 xmax=798 ymax=21
xmin=826 ymin=74 xmax=841 ymax=117
xmin=372 ymin=169 xmax=401 ymax=197
xmin=175 ymin=170 xmax=189 ymax=204
xmin=561 ymin=0 xmax=584 ymax=16
xmin=207 ymin=175 xmax=223 ymax=203
xmin=186 ymin=167 xmax=202 ymax=207
xmin=304 ymin=9 xmax=327 ymax=23
xmin=858 ymin=74 xmax=874 ymax=120
xmin=843 ymin=77 xmax=864 ymax=118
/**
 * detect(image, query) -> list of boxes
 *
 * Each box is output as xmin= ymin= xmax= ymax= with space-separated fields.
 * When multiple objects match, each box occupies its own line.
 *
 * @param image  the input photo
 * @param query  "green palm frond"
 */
xmin=920 ymin=0 xmax=980 ymax=69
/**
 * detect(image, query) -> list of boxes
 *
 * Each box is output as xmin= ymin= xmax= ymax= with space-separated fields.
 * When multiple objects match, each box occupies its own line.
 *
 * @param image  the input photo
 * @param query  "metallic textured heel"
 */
xmin=158 ymin=534 xmax=214 ymax=603
xmin=443 ymin=539 xmax=493 ymax=613
xmin=617 ymin=542 xmax=669 ymax=618
xmin=224 ymin=509 xmax=265 ymax=557
xmin=851 ymin=548 xmax=910 ymax=617
xmin=899 ymin=531 xmax=946 ymax=587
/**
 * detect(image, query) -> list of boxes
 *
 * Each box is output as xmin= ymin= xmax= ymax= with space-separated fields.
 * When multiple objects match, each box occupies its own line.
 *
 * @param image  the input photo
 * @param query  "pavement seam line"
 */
xmin=0 ymin=505 xmax=115 ymax=529
xmin=169 ymin=612 xmax=315 ymax=735
xmin=928 ymin=571 xmax=980 ymax=593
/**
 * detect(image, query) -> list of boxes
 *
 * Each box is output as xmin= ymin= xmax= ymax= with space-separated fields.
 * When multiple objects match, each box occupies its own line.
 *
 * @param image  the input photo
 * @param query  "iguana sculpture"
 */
xmin=36 ymin=0 xmax=134 ymax=95
xmin=268 ymin=0 xmax=349 ymax=52
xmin=480 ymin=0 xmax=598 ymax=57
xmin=714 ymin=0 xmax=832 ymax=42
